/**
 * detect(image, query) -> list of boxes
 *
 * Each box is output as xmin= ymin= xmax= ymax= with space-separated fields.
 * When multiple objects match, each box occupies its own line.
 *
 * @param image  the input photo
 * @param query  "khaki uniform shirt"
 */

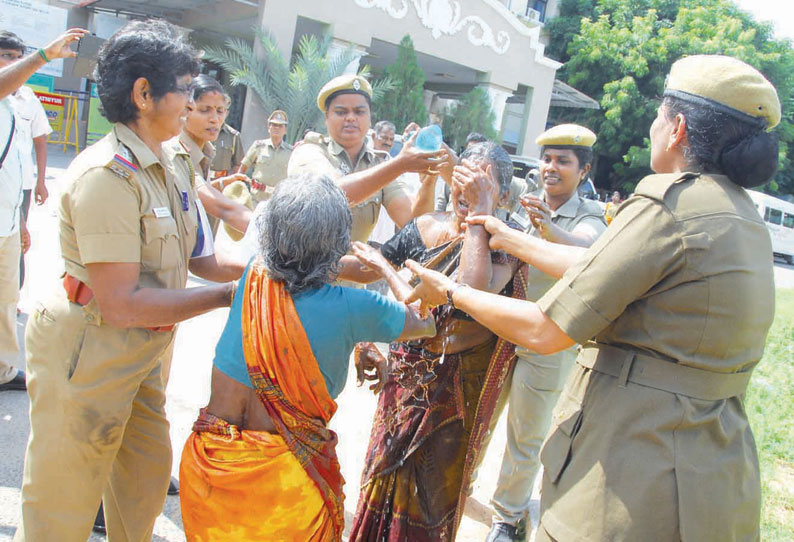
xmin=515 ymin=192 xmax=606 ymax=383
xmin=536 ymin=172 xmax=774 ymax=541
xmin=178 ymin=130 xmax=215 ymax=184
xmin=210 ymin=123 xmax=243 ymax=175
xmin=60 ymin=123 xmax=200 ymax=293
xmin=242 ymin=137 xmax=292 ymax=201
xmin=287 ymin=133 xmax=411 ymax=243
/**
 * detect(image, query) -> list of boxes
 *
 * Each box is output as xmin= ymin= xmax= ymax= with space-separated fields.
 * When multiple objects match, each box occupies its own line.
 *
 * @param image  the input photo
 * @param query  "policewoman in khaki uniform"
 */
xmin=16 ymin=21 xmax=241 ymax=542
xmin=488 ymin=125 xmax=606 ymax=542
xmin=405 ymin=55 xmax=780 ymax=541
xmin=238 ymin=109 xmax=292 ymax=203
xmin=210 ymin=122 xmax=244 ymax=178
xmin=287 ymin=74 xmax=447 ymax=244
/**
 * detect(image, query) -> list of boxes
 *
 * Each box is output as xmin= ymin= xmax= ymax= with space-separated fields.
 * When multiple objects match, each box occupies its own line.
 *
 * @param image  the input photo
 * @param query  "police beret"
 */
xmin=268 ymin=110 xmax=288 ymax=124
xmin=317 ymin=74 xmax=373 ymax=113
xmin=222 ymin=180 xmax=254 ymax=242
xmin=664 ymin=55 xmax=781 ymax=130
xmin=536 ymin=124 xmax=596 ymax=148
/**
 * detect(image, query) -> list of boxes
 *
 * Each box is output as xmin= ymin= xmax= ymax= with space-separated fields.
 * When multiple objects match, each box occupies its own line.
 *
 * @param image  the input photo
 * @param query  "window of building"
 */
xmin=532 ymin=0 xmax=548 ymax=21
xmin=765 ymin=207 xmax=783 ymax=225
xmin=784 ymin=213 xmax=794 ymax=229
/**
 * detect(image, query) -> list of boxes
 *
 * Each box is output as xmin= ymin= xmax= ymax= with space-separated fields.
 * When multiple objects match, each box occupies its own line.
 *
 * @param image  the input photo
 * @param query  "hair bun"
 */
xmin=718 ymin=131 xmax=779 ymax=188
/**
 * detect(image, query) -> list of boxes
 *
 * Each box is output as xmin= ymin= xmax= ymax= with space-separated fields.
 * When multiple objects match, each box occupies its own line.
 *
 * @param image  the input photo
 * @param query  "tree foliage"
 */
xmin=205 ymin=31 xmax=393 ymax=144
xmin=372 ymin=34 xmax=428 ymax=130
xmin=546 ymin=0 xmax=794 ymax=196
xmin=441 ymin=86 xmax=497 ymax=152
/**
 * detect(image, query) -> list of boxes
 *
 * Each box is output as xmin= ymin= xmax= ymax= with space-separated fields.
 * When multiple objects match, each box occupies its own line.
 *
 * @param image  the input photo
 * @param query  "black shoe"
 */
xmin=167 ymin=476 xmax=179 ymax=495
xmin=0 ymin=370 xmax=26 ymax=392
xmin=486 ymin=520 xmax=526 ymax=542
xmin=93 ymin=503 xmax=106 ymax=534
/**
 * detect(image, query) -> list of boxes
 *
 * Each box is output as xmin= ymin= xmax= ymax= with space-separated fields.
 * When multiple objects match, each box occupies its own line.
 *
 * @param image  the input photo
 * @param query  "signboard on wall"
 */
xmin=36 ymin=91 xmax=65 ymax=133
xmin=0 ymin=0 xmax=68 ymax=77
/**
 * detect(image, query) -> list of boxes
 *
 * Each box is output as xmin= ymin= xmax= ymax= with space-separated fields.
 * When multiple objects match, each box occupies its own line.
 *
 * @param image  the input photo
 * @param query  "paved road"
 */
xmin=2 ymin=145 xmax=791 ymax=541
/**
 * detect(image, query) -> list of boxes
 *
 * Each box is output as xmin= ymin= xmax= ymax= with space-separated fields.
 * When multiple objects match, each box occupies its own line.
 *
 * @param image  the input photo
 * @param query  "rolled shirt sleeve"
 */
xmin=537 ymin=197 xmax=684 ymax=343
xmin=69 ymin=168 xmax=142 ymax=264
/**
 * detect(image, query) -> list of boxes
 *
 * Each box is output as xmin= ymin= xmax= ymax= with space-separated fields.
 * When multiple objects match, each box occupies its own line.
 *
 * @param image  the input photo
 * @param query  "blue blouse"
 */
xmin=213 ymin=262 xmax=406 ymax=398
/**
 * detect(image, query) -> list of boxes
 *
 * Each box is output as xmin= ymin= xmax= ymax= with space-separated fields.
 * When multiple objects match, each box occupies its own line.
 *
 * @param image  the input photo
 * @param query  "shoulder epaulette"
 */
xmin=302 ymin=131 xmax=326 ymax=145
xmin=107 ymin=144 xmax=138 ymax=180
xmin=634 ymin=172 xmax=699 ymax=202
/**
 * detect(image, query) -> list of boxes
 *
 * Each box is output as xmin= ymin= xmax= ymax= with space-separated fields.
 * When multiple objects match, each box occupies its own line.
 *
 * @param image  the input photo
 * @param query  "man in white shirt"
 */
xmin=1 ymin=31 xmax=53 ymax=290
xmin=0 ymin=71 xmax=25 ymax=392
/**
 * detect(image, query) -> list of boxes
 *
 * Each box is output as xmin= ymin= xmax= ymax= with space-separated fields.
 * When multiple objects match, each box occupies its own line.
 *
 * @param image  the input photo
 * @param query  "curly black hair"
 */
xmin=94 ymin=19 xmax=200 ymax=124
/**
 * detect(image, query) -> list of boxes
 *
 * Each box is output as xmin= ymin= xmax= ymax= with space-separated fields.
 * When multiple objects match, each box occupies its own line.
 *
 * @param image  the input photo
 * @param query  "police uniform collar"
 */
xmin=179 ymin=130 xmax=215 ymax=163
xmin=328 ymin=136 xmax=374 ymax=161
xmin=547 ymin=190 xmax=582 ymax=218
xmin=114 ymin=123 xmax=160 ymax=170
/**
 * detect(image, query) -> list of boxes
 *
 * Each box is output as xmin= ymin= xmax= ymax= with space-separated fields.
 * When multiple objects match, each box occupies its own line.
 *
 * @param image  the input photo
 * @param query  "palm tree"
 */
xmin=205 ymin=31 xmax=392 ymax=144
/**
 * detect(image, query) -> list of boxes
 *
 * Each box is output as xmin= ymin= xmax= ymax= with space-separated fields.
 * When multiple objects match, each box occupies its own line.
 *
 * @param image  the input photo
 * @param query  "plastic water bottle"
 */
xmin=414 ymin=124 xmax=443 ymax=151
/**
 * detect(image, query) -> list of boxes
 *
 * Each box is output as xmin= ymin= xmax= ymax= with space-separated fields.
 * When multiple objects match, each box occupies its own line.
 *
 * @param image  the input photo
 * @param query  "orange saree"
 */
xmin=180 ymin=265 xmax=345 ymax=541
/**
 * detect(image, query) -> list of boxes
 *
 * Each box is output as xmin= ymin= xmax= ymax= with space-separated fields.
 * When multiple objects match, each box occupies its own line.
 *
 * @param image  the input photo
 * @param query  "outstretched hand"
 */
xmin=354 ymin=342 xmax=390 ymax=393
xmin=404 ymin=259 xmax=456 ymax=317
xmin=466 ymin=215 xmax=512 ymax=251
xmin=43 ymin=28 xmax=89 ymax=61
xmin=351 ymin=241 xmax=390 ymax=275
xmin=397 ymin=130 xmax=448 ymax=175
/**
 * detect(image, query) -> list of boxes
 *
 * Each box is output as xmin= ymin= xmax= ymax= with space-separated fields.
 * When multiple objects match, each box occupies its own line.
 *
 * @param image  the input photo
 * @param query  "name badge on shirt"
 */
xmin=181 ymin=191 xmax=189 ymax=211
xmin=153 ymin=206 xmax=171 ymax=219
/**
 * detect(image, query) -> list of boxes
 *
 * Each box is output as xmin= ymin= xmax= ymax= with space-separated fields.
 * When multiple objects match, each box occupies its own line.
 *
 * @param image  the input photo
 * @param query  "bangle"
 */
xmin=37 ymin=49 xmax=50 ymax=63
xmin=446 ymin=283 xmax=469 ymax=308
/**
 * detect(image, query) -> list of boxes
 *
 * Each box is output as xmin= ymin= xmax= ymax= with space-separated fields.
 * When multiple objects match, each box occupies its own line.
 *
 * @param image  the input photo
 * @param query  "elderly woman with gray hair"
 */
xmin=178 ymin=173 xmax=435 ymax=542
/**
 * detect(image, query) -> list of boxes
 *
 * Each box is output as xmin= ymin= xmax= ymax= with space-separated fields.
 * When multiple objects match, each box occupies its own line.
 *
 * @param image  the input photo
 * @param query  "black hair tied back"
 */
xmin=718 ymin=130 xmax=779 ymax=188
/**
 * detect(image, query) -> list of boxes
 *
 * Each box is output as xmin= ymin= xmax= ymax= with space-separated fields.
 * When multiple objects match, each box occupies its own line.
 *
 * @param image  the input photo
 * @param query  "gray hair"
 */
xmin=257 ymin=174 xmax=352 ymax=293
xmin=460 ymin=141 xmax=513 ymax=196
xmin=374 ymin=120 xmax=396 ymax=134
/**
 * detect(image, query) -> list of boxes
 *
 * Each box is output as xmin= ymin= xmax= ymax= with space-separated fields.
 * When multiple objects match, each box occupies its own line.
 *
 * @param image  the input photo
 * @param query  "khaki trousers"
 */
xmin=16 ymin=292 xmax=175 ymax=542
xmin=0 ymin=231 xmax=20 ymax=383
xmin=490 ymin=347 xmax=576 ymax=526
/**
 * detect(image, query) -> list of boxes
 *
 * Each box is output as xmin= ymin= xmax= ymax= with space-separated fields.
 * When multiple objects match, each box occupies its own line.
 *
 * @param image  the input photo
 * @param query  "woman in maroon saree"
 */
xmin=340 ymin=142 xmax=525 ymax=541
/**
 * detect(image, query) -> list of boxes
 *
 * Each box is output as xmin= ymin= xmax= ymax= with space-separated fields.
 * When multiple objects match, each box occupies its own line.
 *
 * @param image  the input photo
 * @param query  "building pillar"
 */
xmin=482 ymin=81 xmax=513 ymax=140
xmin=239 ymin=0 xmax=299 ymax=148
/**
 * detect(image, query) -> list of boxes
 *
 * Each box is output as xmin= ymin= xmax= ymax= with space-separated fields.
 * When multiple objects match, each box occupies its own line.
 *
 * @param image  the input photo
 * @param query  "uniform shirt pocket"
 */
xmin=141 ymin=215 xmax=180 ymax=270
xmin=540 ymin=395 xmax=584 ymax=484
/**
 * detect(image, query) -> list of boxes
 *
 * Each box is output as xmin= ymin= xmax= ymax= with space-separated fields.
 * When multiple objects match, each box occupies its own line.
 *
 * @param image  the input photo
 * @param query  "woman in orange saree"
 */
xmin=179 ymin=173 xmax=435 ymax=541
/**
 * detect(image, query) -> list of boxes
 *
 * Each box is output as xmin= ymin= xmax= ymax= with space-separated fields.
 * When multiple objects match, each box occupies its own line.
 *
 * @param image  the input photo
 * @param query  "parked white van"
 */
xmin=747 ymin=190 xmax=794 ymax=264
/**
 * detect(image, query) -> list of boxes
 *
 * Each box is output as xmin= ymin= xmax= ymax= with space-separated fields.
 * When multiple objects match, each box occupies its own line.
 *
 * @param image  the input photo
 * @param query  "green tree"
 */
xmin=546 ymin=0 xmax=794 ymax=196
xmin=205 ymin=31 xmax=392 ymax=144
xmin=441 ymin=86 xmax=497 ymax=151
xmin=372 ymin=34 xmax=428 ymax=130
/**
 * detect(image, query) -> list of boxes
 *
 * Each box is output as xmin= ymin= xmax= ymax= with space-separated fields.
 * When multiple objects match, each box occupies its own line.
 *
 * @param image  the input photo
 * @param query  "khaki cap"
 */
xmin=222 ymin=180 xmax=254 ymax=242
xmin=664 ymin=55 xmax=780 ymax=130
xmin=317 ymin=74 xmax=373 ymax=113
xmin=536 ymin=124 xmax=597 ymax=148
xmin=268 ymin=110 xmax=288 ymax=124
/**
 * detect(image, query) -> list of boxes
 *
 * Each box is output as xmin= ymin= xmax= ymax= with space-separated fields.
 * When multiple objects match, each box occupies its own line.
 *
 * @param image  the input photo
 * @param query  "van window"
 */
xmin=765 ymin=207 xmax=783 ymax=225
xmin=784 ymin=213 xmax=794 ymax=229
